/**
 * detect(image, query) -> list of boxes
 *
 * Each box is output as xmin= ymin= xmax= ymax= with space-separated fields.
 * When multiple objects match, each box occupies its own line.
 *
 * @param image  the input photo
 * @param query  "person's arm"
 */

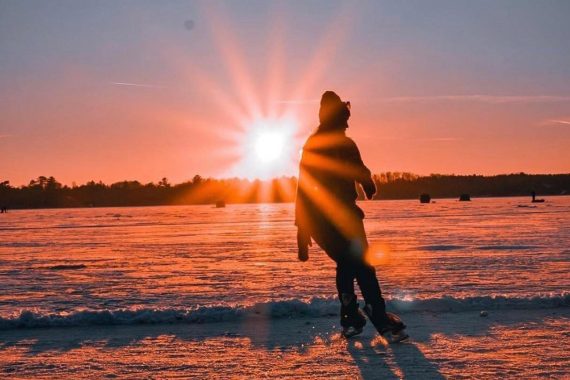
xmin=347 ymin=139 xmax=376 ymax=199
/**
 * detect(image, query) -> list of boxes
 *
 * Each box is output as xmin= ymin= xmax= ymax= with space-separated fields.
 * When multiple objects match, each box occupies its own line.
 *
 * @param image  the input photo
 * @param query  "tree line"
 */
xmin=0 ymin=173 xmax=568 ymax=209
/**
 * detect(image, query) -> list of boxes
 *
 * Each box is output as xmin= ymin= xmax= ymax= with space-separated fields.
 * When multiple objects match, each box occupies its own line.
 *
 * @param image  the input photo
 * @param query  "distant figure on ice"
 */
xmin=531 ymin=190 xmax=545 ymax=203
xmin=295 ymin=91 xmax=407 ymax=342
xmin=0 ymin=206 xmax=6 ymax=213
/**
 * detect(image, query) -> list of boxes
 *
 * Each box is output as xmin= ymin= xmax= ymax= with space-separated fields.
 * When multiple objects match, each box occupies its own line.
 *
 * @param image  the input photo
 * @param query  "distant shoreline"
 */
xmin=2 ymin=194 xmax=569 ymax=212
xmin=1 ymin=173 xmax=568 ymax=210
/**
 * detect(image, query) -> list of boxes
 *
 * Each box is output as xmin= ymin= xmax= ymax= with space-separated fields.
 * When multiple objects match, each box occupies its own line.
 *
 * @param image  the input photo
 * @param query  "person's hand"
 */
xmin=363 ymin=181 xmax=376 ymax=200
xmin=296 ymin=228 xmax=312 ymax=262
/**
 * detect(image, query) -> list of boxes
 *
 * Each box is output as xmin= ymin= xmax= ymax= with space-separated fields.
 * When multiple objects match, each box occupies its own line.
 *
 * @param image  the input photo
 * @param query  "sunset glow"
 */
xmin=2 ymin=2 xmax=568 ymax=186
xmin=232 ymin=117 xmax=299 ymax=179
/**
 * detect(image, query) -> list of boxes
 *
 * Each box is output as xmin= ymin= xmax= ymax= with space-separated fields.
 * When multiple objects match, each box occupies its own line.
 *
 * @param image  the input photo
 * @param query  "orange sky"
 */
xmin=1 ymin=1 xmax=569 ymax=186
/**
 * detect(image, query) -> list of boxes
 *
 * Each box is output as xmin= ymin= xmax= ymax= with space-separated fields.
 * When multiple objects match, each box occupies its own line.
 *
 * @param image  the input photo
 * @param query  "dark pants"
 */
xmin=310 ymin=215 xmax=386 ymax=311
xmin=335 ymin=257 xmax=384 ymax=307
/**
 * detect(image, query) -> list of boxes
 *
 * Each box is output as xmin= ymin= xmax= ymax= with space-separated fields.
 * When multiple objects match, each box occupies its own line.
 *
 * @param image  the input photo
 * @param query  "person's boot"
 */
xmin=340 ymin=293 xmax=366 ymax=338
xmin=363 ymin=303 xmax=408 ymax=343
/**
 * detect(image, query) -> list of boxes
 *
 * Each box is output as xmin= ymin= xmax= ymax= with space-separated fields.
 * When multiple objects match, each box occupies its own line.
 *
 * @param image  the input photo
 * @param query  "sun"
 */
xmin=231 ymin=116 xmax=299 ymax=179
xmin=254 ymin=130 xmax=286 ymax=163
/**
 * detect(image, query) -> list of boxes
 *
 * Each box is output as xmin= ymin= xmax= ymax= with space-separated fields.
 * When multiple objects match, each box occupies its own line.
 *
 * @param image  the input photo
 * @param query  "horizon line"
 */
xmin=4 ymin=171 xmax=570 ymax=188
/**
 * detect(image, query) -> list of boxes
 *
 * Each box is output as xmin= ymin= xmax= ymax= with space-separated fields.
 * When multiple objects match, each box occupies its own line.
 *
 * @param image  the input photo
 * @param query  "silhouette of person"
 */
xmin=295 ymin=91 xmax=404 ymax=338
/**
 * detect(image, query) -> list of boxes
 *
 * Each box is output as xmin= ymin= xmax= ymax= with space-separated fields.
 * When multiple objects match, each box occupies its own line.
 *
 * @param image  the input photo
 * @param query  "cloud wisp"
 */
xmin=111 ymin=82 xmax=166 ymax=89
xmin=540 ymin=119 xmax=570 ymax=127
xmin=548 ymin=119 xmax=570 ymax=125
xmin=374 ymin=136 xmax=462 ymax=142
xmin=375 ymin=95 xmax=570 ymax=104
xmin=275 ymin=95 xmax=570 ymax=105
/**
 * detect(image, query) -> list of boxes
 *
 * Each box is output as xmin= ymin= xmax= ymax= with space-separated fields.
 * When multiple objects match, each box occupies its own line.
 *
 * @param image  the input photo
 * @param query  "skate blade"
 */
xmin=383 ymin=329 xmax=409 ymax=344
xmin=342 ymin=326 xmax=364 ymax=338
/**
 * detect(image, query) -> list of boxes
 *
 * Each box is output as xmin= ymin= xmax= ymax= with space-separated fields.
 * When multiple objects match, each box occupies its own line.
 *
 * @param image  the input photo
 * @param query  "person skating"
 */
xmin=295 ymin=91 xmax=407 ymax=341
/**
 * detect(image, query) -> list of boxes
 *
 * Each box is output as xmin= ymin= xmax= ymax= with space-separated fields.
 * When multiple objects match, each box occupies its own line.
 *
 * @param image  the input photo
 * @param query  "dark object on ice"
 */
xmin=480 ymin=310 xmax=488 ymax=317
xmin=459 ymin=194 xmax=471 ymax=201
xmin=419 ymin=193 xmax=431 ymax=203
xmin=48 ymin=264 xmax=87 ymax=271
xmin=531 ymin=191 xmax=545 ymax=203
xmin=0 ymin=206 xmax=7 ymax=213
xmin=215 ymin=200 xmax=226 ymax=208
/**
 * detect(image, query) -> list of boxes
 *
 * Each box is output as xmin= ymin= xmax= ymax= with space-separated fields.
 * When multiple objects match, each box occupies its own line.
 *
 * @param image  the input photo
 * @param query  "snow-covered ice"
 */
xmin=0 ymin=197 xmax=568 ymax=378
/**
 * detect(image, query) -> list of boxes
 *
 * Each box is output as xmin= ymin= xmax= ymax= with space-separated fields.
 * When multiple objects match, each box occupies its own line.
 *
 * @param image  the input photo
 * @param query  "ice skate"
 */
xmin=340 ymin=294 xmax=367 ymax=338
xmin=363 ymin=304 xmax=409 ymax=343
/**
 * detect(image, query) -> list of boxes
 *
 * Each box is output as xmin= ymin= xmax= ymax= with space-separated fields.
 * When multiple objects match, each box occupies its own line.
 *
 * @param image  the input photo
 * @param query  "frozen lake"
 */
xmin=0 ymin=197 xmax=569 ymax=378
xmin=0 ymin=196 xmax=568 ymax=319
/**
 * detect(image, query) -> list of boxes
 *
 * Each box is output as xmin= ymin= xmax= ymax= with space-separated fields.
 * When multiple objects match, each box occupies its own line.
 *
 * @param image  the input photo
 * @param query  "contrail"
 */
xmin=111 ymin=82 xmax=165 ymax=89
xmin=548 ymin=119 xmax=570 ymax=125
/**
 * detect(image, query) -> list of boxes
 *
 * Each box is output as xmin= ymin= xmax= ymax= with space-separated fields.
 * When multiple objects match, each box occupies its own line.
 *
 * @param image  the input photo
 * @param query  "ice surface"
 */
xmin=1 ymin=197 xmax=568 ymax=316
xmin=0 ymin=197 xmax=568 ymax=377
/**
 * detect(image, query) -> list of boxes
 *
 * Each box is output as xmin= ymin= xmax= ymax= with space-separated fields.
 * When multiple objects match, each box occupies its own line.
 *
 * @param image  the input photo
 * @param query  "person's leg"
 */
xmin=345 ymin=219 xmax=385 ymax=309
xmin=311 ymin=224 xmax=364 ymax=333
xmin=336 ymin=259 xmax=366 ymax=334
xmin=354 ymin=260 xmax=386 ymax=315
xmin=336 ymin=259 xmax=356 ymax=297
xmin=311 ymin=222 xmax=357 ymax=299
xmin=348 ymin=219 xmax=395 ymax=329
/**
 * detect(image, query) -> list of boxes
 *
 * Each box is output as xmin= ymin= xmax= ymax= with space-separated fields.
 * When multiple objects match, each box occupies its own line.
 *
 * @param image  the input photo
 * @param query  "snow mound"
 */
xmin=1 ymin=293 xmax=568 ymax=330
